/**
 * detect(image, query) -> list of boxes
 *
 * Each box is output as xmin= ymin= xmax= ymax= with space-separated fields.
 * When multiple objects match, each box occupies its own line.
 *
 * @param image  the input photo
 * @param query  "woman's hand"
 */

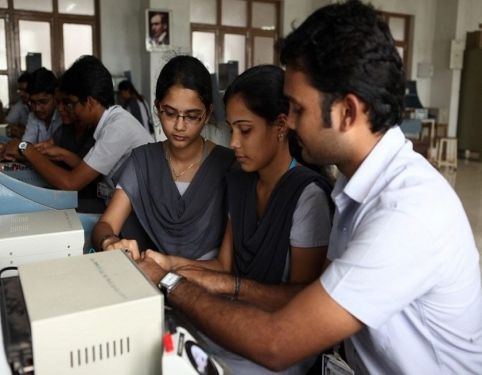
xmin=143 ymin=249 xmax=173 ymax=271
xmin=105 ymin=238 xmax=141 ymax=260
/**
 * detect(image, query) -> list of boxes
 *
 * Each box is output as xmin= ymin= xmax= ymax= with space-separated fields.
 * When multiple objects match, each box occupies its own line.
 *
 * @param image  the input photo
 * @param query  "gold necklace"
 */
xmin=167 ymin=138 xmax=205 ymax=181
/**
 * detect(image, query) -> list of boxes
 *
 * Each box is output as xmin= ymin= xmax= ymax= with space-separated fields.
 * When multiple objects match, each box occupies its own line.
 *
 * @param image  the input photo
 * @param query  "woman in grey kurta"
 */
xmin=92 ymin=55 xmax=234 ymax=259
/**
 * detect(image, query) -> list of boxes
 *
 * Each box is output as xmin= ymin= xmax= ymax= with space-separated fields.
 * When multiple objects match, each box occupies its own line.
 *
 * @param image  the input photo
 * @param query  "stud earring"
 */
xmin=278 ymin=133 xmax=284 ymax=142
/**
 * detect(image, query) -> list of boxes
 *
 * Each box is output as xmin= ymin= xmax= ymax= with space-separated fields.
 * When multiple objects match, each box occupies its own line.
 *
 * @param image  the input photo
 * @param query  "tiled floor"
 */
xmin=439 ymin=160 xmax=482 ymax=274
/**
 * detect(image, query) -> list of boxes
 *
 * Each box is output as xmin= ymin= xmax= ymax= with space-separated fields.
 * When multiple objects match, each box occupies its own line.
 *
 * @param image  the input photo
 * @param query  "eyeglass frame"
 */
xmin=154 ymin=103 xmax=207 ymax=126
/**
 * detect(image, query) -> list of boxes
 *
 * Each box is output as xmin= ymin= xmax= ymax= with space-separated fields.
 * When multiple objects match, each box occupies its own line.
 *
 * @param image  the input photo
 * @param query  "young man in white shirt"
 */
xmin=5 ymin=56 xmax=153 ymax=202
xmin=137 ymin=1 xmax=482 ymax=373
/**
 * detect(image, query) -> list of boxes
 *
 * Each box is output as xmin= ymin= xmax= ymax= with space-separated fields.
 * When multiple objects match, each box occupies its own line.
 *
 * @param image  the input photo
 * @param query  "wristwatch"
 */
xmin=158 ymin=272 xmax=185 ymax=297
xmin=18 ymin=141 xmax=31 ymax=155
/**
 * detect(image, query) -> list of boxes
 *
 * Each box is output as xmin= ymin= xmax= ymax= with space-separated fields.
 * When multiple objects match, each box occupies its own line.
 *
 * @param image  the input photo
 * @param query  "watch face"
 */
xmin=162 ymin=272 xmax=181 ymax=287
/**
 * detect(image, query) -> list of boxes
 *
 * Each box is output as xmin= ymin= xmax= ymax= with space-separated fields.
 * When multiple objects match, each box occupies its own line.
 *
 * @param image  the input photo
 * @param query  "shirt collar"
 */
xmin=334 ymin=126 xmax=406 ymax=204
xmin=93 ymin=105 xmax=116 ymax=140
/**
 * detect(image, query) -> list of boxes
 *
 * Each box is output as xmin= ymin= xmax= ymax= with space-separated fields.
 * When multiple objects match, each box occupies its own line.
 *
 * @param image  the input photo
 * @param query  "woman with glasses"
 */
xmin=93 ymin=56 xmax=235 ymax=263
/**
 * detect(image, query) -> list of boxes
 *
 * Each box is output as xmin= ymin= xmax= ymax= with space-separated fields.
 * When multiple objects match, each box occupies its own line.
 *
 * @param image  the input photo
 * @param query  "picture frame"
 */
xmin=146 ymin=9 xmax=171 ymax=51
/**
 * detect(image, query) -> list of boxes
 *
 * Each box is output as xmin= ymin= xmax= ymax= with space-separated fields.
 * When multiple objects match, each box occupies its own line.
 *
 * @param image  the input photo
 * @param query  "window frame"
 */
xmin=0 ymin=0 xmax=100 ymax=105
xmin=379 ymin=11 xmax=413 ymax=78
xmin=190 ymin=0 xmax=281 ymax=74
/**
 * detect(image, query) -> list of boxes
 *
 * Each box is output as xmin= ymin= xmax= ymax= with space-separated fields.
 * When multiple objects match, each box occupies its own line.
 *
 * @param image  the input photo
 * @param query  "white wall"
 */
xmin=99 ymin=0 xmax=482 ymax=135
xmin=100 ymin=0 xmax=150 ymax=97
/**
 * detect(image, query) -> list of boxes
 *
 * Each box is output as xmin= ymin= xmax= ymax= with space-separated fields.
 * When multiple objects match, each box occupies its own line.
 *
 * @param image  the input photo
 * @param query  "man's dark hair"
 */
xmin=60 ymin=55 xmax=115 ymax=108
xmin=17 ymin=72 xmax=30 ymax=84
xmin=280 ymin=0 xmax=404 ymax=133
xmin=155 ymin=55 xmax=212 ymax=110
xmin=27 ymin=67 xmax=57 ymax=96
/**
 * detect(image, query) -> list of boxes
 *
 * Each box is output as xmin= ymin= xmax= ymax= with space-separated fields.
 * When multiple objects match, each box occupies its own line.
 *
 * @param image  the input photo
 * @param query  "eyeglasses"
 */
xmin=156 ymin=105 xmax=206 ymax=127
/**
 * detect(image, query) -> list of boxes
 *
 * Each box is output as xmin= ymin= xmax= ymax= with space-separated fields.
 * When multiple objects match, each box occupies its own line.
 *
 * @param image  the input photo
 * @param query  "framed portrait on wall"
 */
xmin=146 ymin=9 xmax=171 ymax=51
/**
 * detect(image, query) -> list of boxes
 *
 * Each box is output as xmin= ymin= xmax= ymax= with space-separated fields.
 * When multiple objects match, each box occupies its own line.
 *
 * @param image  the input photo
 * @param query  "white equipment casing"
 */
xmin=0 ymin=209 xmax=84 ymax=268
xmin=18 ymin=251 xmax=163 ymax=375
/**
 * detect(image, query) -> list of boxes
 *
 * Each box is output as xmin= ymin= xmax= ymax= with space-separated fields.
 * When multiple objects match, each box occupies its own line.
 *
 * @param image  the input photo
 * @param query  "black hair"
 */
xmin=223 ymin=64 xmax=288 ymax=124
xmin=155 ymin=55 xmax=212 ymax=110
xmin=60 ymin=55 xmax=115 ymax=108
xmin=280 ymin=0 xmax=404 ymax=133
xmin=223 ymin=64 xmax=334 ymax=183
xmin=118 ymin=80 xmax=143 ymax=101
xmin=27 ymin=68 xmax=57 ymax=96
xmin=17 ymin=72 xmax=30 ymax=84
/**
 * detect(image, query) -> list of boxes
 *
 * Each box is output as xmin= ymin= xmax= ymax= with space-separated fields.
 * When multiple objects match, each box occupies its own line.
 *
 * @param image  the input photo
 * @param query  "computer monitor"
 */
xmin=218 ymin=61 xmax=238 ymax=91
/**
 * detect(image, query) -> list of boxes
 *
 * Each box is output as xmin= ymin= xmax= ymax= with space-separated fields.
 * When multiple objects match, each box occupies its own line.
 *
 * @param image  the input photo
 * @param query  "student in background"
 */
xmin=117 ymin=80 xmax=154 ymax=135
xmin=4 ymin=56 xmax=153 ymax=205
xmin=4 ymin=68 xmax=61 ymax=158
xmin=93 ymin=55 xmax=235 ymax=260
xmin=34 ymin=89 xmax=103 ymax=212
xmin=5 ymin=72 xmax=31 ymax=136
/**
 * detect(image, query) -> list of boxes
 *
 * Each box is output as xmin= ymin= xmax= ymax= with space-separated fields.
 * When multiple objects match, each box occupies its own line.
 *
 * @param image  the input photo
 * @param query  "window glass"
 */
xmin=0 ymin=19 xmax=6 ymax=70
xmin=397 ymin=46 xmax=404 ymax=60
xmin=63 ymin=24 xmax=93 ymax=69
xmin=190 ymin=0 xmax=216 ymax=24
xmin=192 ymin=31 xmax=216 ymax=73
xmin=0 ymin=75 xmax=8 ymax=107
xmin=253 ymin=36 xmax=274 ymax=65
xmin=389 ymin=17 xmax=405 ymax=42
xmin=222 ymin=0 xmax=246 ymax=27
xmin=58 ymin=0 xmax=95 ymax=15
xmin=224 ymin=33 xmax=245 ymax=72
xmin=19 ymin=20 xmax=52 ymax=70
xmin=252 ymin=2 xmax=275 ymax=29
xmin=0 ymin=0 xmax=7 ymax=8
xmin=14 ymin=0 xmax=52 ymax=12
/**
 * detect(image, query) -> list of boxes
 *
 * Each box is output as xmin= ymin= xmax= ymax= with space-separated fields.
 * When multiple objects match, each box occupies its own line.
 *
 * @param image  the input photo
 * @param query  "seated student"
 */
xmin=117 ymin=80 xmax=154 ymax=135
xmin=5 ymin=72 xmax=31 ymax=136
xmin=34 ymin=89 xmax=103 ymax=212
xmin=4 ymin=68 xmax=61 ymax=157
xmin=3 ymin=55 xmax=153 ymax=204
xmin=92 ymin=56 xmax=235 ymax=260
xmin=146 ymin=66 xmax=333 ymax=374
xmin=21 ymin=68 xmax=61 ymax=143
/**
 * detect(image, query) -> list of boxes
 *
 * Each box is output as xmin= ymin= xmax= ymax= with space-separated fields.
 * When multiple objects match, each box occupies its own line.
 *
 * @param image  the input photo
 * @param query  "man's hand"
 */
xmin=176 ymin=266 xmax=233 ymax=296
xmin=39 ymin=145 xmax=66 ymax=161
xmin=136 ymin=255 xmax=167 ymax=285
xmin=3 ymin=139 xmax=21 ymax=161
xmin=0 ymin=143 xmax=5 ymax=160
xmin=34 ymin=138 xmax=55 ymax=153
